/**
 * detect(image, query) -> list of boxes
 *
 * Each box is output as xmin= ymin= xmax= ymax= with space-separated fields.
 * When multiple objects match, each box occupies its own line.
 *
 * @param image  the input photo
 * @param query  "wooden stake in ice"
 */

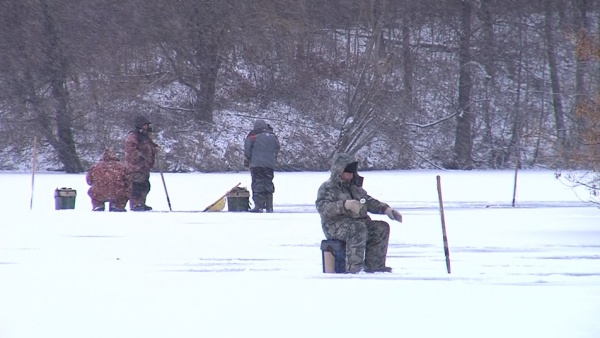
xmin=29 ymin=136 xmax=38 ymax=211
xmin=436 ymin=175 xmax=451 ymax=274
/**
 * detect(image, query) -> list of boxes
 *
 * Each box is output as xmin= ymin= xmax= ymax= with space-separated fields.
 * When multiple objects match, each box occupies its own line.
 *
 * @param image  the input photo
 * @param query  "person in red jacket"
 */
xmin=125 ymin=116 xmax=158 ymax=211
xmin=86 ymin=149 xmax=131 ymax=212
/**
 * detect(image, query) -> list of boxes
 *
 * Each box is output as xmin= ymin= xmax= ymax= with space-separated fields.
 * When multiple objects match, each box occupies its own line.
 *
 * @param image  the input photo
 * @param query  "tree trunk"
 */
xmin=544 ymin=0 xmax=567 ymax=151
xmin=401 ymin=14 xmax=414 ymax=108
xmin=194 ymin=40 xmax=220 ymax=124
xmin=452 ymin=0 xmax=474 ymax=169
xmin=40 ymin=0 xmax=83 ymax=173
xmin=573 ymin=0 xmax=591 ymax=145
xmin=478 ymin=0 xmax=497 ymax=167
xmin=510 ymin=39 xmax=523 ymax=170
xmin=23 ymin=72 xmax=57 ymax=148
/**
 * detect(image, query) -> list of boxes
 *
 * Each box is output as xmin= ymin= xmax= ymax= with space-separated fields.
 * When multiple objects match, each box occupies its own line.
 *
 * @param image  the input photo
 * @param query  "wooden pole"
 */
xmin=30 ymin=136 xmax=38 ymax=210
xmin=512 ymin=153 xmax=519 ymax=207
xmin=436 ymin=175 xmax=451 ymax=274
xmin=157 ymin=155 xmax=172 ymax=211
xmin=159 ymin=170 xmax=172 ymax=211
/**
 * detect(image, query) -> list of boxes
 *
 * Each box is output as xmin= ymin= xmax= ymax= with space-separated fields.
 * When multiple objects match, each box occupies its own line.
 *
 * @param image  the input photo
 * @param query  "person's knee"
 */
xmin=372 ymin=220 xmax=390 ymax=233
xmin=381 ymin=221 xmax=390 ymax=233
xmin=347 ymin=221 xmax=368 ymax=242
xmin=368 ymin=221 xmax=390 ymax=243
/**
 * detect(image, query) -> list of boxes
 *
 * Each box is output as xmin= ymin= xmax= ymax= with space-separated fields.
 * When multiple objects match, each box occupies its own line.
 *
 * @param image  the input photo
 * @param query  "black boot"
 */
xmin=265 ymin=193 xmax=273 ymax=213
xmin=364 ymin=266 xmax=393 ymax=273
xmin=131 ymin=204 xmax=152 ymax=212
xmin=249 ymin=194 xmax=266 ymax=213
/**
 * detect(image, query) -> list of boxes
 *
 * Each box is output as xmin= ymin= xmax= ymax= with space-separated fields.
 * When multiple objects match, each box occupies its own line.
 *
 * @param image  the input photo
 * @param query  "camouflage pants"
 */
xmin=323 ymin=219 xmax=390 ymax=273
xmin=88 ymin=187 xmax=128 ymax=209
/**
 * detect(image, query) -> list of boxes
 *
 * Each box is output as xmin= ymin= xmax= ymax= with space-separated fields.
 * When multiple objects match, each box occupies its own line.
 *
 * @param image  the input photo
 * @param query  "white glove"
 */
xmin=344 ymin=200 xmax=365 ymax=216
xmin=385 ymin=208 xmax=403 ymax=223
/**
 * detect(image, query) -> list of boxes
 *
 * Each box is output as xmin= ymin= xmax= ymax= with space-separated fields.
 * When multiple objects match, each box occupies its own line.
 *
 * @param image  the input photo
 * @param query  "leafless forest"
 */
xmin=0 ymin=0 xmax=598 ymax=173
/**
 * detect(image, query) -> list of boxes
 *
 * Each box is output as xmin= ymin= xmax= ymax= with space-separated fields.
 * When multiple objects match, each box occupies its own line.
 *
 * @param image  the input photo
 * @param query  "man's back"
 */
xmin=88 ymin=158 xmax=130 ymax=197
xmin=244 ymin=120 xmax=280 ymax=169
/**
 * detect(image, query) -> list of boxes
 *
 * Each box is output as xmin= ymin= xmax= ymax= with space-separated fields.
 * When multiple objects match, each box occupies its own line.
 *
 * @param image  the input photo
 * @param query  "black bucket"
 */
xmin=226 ymin=187 xmax=250 ymax=212
xmin=54 ymin=188 xmax=77 ymax=210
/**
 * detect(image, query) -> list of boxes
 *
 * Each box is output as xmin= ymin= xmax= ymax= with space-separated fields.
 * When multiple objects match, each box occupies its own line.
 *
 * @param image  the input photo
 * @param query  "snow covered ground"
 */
xmin=1 ymin=169 xmax=599 ymax=338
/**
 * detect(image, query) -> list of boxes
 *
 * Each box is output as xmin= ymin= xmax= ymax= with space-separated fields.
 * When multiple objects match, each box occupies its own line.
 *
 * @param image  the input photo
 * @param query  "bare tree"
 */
xmin=39 ymin=0 xmax=83 ymax=172
xmin=477 ymin=0 xmax=499 ymax=167
xmin=544 ymin=0 xmax=568 ymax=155
xmin=451 ymin=0 xmax=475 ymax=169
xmin=134 ymin=0 xmax=236 ymax=125
xmin=0 ymin=0 xmax=598 ymax=172
xmin=572 ymin=0 xmax=593 ymax=148
xmin=334 ymin=1 xmax=399 ymax=155
xmin=0 ymin=0 xmax=85 ymax=172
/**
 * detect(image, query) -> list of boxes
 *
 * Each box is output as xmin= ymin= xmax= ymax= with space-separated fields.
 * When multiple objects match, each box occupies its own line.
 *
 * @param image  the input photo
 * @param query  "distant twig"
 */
xmin=405 ymin=112 xmax=459 ymax=129
xmin=414 ymin=150 xmax=445 ymax=170
xmin=157 ymin=105 xmax=195 ymax=112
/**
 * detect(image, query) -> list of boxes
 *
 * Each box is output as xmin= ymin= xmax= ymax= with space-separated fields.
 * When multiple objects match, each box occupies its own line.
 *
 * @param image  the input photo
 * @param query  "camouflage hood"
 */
xmin=102 ymin=149 xmax=120 ymax=162
xmin=329 ymin=153 xmax=358 ymax=180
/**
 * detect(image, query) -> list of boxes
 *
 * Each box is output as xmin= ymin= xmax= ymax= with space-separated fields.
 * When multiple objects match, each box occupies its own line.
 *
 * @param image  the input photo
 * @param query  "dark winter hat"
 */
xmin=134 ymin=115 xmax=151 ymax=129
xmin=254 ymin=119 xmax=268 ymax=130
xmin=343 ymin=161 xmax=358 ymax=174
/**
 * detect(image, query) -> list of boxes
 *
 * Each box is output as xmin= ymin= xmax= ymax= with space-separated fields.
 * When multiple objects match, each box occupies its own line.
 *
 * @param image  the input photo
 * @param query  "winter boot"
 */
xmin=265 ymin=193 xmax=274 ymax=213
xmin=131 ymin=204 xmax=152 ymax=212
xmin=364 ymin=266 xmax=393 ymax=273
xmin=92 ymin=205 xmax=105 ymax=212
xmin=249 ymin=194 xmax=266 ymax=213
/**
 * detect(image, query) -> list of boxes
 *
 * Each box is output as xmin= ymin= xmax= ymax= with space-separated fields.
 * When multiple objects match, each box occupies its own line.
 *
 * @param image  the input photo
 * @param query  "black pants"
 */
xmin=250 ymin=167 xmax=275 ymax=194
xmin=250 ymin=167 xmax=274 ymax=209
xmin=130 ymin=180 xmax=151 ymax=207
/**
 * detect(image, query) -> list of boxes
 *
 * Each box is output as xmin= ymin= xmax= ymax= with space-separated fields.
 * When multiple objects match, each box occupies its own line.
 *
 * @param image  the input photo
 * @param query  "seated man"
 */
xmin=315 ymin=153 xmax=403 ymax=273
xmin=86 ymin=149 xmax=131 ymax=212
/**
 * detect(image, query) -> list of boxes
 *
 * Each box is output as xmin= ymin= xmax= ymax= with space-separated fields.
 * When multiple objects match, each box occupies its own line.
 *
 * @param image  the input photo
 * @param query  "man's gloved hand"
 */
xmin=385 ymin=207 xmax=403 ymax=222
xmin=344 ymin=199 xmax=366 ymax=216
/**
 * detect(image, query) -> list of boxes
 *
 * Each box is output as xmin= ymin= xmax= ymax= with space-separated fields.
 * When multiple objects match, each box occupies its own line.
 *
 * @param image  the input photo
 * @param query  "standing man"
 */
xmin=244 ymin=119 xmax=280 ymax=212
xmin=125 ymin=115 xmax=158 ymax=211
xmin=86 ymin=149 xmax=131 ymax=212
xmin=315 ymin=153 xmax=403 ymax=273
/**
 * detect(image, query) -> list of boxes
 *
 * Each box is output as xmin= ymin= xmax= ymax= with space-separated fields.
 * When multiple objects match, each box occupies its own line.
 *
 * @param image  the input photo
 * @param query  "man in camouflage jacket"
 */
xmin=316 ymin=153 xmax=403 ymax=273
xmin=86 ymin=149 xmax=131 ymax=212
xmin=125 ymin=115 xmax=158 ymax=211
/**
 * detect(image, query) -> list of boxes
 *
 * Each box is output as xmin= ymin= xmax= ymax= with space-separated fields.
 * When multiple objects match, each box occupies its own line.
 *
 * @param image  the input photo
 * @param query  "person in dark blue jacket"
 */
xmin=244 ymin=119 xmax=280 ymax=212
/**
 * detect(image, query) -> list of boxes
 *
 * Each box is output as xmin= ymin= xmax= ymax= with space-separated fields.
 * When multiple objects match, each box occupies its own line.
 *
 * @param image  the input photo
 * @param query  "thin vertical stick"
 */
xmin=512 ymin=155 xmax=519 ymax=207
xmin=436 ymin=175 xmax=451 ymax=274
xmin=30 ymin=136 xmax=38 ymax=210
xmin=157 ymin=155 xmax=172 ymax=211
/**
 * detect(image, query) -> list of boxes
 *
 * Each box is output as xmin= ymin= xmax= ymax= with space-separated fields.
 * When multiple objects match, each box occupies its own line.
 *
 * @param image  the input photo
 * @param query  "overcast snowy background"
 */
xmin=1 ymin=169 xmax=599 ymax=338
